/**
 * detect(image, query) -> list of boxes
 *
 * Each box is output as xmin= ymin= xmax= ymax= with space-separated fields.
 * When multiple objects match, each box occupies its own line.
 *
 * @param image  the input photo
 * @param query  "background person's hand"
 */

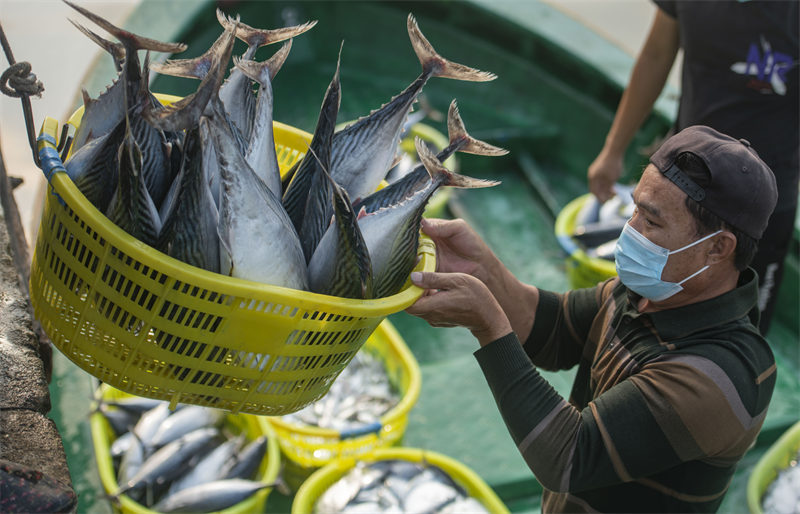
xmin=406 ymin=271 xmax=512 ymax=346
xmin=587 ymin=148 xmax=624 ymax=203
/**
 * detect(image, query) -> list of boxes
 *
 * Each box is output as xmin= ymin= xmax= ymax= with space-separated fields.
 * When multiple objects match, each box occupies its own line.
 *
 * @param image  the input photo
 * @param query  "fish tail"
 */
xmin=63 ymin=0 xmax=187 ymax=54
xmin=446 ymin=100 xmax=509 ymax=156
xmin=416 ymin=136 xmax=500 ymax=189
xmin=234 ymin=39 xmax=292 ymax=85
xmin=216 ymin=8 xmax=317 ymax=48
xmin=145 ymin=26 xmax=237 ymax=132
xmin=68 ymin=19 xmax=125 ymax=66
xmin=407 ymin=14 xmax=496 ymax=82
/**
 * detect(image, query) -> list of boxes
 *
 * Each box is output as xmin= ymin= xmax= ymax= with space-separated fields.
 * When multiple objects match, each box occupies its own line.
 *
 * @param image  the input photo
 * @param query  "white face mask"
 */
xmin=614 ymin=224 xmax=722 ymax=301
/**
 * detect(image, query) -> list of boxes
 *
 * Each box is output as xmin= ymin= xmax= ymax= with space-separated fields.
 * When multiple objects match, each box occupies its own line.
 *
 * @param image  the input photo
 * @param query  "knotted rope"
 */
xmin=0 ymin=21 xmax=45 ymax=167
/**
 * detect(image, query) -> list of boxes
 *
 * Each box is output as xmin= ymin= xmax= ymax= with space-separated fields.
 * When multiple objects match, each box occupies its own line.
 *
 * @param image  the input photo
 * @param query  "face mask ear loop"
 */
xmin=668 ymin=230 xmax=723 ymax=255
xmin=677 ymin=265 xmax=711 ymax=286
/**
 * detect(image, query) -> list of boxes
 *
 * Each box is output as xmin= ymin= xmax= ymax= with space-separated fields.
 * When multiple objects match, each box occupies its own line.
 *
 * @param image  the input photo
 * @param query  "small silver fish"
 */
xmin=152 ymin=478 xmax=272 ymax=513
xmin=116 ymin=427 xmax=219 ymax=496
xmin=149 ymin=405 xmax=225 ymax=448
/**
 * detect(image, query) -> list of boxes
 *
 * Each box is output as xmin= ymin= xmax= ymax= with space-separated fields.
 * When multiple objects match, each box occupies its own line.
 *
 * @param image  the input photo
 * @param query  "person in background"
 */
xmin=407 ymin=126 xmax=778 ymax=512
xmin=587 ymin=0 xmax=798 ymax=335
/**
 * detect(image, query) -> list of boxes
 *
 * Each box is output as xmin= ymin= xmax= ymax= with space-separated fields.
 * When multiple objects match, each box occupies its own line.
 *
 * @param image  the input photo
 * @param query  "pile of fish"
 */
xmin=572 ymin=185 xmax=634 ymax=261
xmin=762 ymin=448 xmax=800 ymax=514
xmin=96 ymin=391 xmax=276 ymax=512
xmin=61 ymin=1 xmax=507 ymax=299
xmin=280 ymin=350 xmax=399 ymax=436
xmin=314 ymin=459 xmax=488 ymax=514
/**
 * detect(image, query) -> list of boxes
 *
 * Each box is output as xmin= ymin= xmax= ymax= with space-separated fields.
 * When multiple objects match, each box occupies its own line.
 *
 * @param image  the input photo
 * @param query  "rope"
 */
xmin=0 ymin=21 xmax=44 ymax=167
xmin=0 ymin=62 xmax=44 ymax=98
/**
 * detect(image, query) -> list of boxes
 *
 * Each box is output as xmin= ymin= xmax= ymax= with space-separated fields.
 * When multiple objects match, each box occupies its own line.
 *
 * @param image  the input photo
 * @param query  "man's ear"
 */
xmin=707 ymin=231 xmax=737 ymax=265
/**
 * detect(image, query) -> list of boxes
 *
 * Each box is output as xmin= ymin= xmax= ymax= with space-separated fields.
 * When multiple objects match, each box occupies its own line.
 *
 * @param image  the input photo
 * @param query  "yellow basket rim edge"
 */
xmin=40 ymin=124 xmax=436 ymax=317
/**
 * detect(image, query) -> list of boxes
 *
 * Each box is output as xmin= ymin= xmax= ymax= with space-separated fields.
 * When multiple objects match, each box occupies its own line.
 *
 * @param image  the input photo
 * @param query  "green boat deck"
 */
xmin=50 ymin=1 xmax=799 ymax=512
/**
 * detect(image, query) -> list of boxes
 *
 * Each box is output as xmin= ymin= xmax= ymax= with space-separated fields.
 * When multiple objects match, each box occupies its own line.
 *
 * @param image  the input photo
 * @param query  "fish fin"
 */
xmin=446 ymin=100 xmax=509 ymax=156
xmin=145 ymin=25 xmax=236 ymax=132
xmin=63 ymin=0 xmax=187 ymax=54
xmin=388 ymin=152 xmax=404 ymax=171
xmin=69 ymin=18 xmax=125 ymax=68
xmin=216 ymin=8 xmax=317 ymax=48
xmin=150 ymin=22 xmax=236 ymax=80
xmin=415 ymin=136 xmax=501 ymax=189
xmin=234 ymin=39 xmax=292 ymax=85
xmin=407 ymin=13 xmax=496 ymax=82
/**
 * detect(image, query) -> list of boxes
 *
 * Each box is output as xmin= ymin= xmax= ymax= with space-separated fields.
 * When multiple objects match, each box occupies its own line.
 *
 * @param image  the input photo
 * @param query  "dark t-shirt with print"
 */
xmin=656 ymin=0 xmax=799 ymax=211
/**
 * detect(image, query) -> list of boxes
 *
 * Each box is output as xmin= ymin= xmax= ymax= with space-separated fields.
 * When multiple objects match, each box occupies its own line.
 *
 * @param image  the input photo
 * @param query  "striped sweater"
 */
xmin=474 ymin=268 xmax=775 ymax=512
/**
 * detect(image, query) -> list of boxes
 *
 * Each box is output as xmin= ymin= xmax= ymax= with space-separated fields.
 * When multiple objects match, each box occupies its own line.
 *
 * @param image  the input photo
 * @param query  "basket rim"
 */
xmin=292 ymin=446 xmax=510 ymax=514
xmin=39 ymin=103 xmax=436 ymax=315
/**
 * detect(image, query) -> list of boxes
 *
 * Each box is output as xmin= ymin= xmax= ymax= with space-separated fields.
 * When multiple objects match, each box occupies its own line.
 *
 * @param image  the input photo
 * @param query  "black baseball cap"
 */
xmin=650 ymin=125 xmax=778 ymax=240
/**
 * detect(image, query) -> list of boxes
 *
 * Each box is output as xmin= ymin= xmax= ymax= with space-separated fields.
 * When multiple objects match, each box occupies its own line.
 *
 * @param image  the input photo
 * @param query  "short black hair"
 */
xmin=675 ymin=152 xmax=758 ymax=271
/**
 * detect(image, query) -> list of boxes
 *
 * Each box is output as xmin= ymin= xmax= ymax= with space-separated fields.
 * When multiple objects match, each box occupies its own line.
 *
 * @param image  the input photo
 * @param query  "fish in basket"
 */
xmin=30 ymin=2 xmax=507 ymax=415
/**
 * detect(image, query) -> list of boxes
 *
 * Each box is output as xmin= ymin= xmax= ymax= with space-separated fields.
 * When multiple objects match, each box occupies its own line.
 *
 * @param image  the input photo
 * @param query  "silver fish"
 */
xmin=219 ymin=435 xmax=268 ymax=481
xmin=132 ymin=402 xmax=172 ymax=451
xmin=281 ymin=45 xmax=342 ymax=263
xmin=235 ymin=40 xmax=292 ymax=199
xmin=307 ymin=173 xmax=373 ymax=299
xmin=116 ymin=427 xmax=219 ymax=496
xmin=152 ymin=478 xmax=271 ymax=513
xmin=166 ymin=435 xmax=243 ymax=496
xmin=65 ymin=119 xmax=125 ymax=213
xmin=117 ymin=431 xmax=145 ymax=487
xmin=358 ymin=138 xmax=499 ymax=298
xmin=149 ymin=405 xmax=225 ymax=448
xmin=104 ymin=116 xmax=162 ymax=248
xmin=215 ymin=9 xmax=317 ymax=141
xmin=354 ymin=99 xmax=508 ymax=215
xmin=206 ymin=98 xmax=309 ymax=289
xmin=330 ymin=14 xmax=496 ymax=204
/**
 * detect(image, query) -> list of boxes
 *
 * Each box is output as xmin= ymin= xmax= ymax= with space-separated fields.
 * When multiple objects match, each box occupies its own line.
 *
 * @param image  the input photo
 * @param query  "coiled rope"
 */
xmin=0 ymin=21 xmax=45 ymax=167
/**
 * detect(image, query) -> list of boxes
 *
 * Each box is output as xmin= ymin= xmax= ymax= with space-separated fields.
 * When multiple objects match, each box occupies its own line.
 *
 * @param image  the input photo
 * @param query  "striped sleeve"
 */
xmin=474 ymin=336 xmax=772 ymax=495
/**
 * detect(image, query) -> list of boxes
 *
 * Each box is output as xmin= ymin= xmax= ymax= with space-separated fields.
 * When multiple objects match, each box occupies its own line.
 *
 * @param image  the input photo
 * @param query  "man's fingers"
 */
xmin=410 ymin=271 xmax=453 ymax=290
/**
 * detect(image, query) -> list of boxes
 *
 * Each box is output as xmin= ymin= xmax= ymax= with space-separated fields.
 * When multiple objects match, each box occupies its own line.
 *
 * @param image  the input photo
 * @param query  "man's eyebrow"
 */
xmin=635 ymin=198 xmax=661 ymax=218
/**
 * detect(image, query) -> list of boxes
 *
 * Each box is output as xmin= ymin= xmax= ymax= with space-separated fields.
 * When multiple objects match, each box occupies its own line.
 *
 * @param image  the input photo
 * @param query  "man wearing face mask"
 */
xmin=406 ymin=125 xmax=778 ymax=512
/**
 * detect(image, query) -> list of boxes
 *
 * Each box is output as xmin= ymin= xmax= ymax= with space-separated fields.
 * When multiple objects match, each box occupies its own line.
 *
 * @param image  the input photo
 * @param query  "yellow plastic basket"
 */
xmin=90 ymin=384 xmax=281 ymax=514
xmin=30 ymin=94 xmax=435 ymax=416
xmin=747 ymin=420 xmax=800 ymax=514
xmin=292 ymin=447 xmax=510 ymax=514
xmin=267 ymin=319 xmax=421 ymax=490
xmin=554 ymin=193 xmax=617 ymax=289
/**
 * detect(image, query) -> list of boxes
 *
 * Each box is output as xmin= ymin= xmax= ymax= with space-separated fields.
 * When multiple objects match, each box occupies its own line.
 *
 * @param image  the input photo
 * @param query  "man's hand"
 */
xmin=420 ymin=217 xmax=496 ymax=281
xmin=406 ymin=271 xmax=512 ymax=346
